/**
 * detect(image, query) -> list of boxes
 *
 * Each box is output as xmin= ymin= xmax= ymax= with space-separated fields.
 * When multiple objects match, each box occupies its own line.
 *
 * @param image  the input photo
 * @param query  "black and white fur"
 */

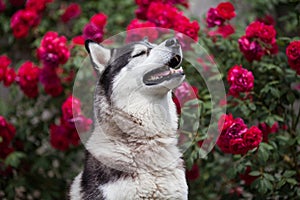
xmin=69 ymin=38 xmax=188 ymax=200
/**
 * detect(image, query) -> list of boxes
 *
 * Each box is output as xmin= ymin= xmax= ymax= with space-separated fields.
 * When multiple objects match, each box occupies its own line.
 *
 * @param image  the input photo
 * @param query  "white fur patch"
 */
xmin=69 ymin=172 xmax=83 ymax=200
xmin=101 ymin=170 xmax=188 ymax=200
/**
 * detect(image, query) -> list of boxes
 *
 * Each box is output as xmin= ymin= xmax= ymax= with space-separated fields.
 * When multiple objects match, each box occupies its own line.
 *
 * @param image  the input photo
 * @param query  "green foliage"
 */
xmin=184 ymin=1 xmax=300 ymax=199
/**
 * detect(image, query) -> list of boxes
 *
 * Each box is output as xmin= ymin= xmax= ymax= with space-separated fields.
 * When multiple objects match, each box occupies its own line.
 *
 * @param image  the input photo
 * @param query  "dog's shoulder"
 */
xmin=70 ymin=150 xmax=132 ymax=200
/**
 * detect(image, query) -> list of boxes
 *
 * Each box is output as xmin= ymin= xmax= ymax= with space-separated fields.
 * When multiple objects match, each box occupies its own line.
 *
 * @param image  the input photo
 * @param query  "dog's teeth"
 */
xmin=170 ymin=68 xmax=175 ymax=74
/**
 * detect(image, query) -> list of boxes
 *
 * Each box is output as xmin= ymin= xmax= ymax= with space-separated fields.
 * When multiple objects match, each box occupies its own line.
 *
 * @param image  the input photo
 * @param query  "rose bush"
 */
xmin=0 ymin=0 xmax=299 ymax=199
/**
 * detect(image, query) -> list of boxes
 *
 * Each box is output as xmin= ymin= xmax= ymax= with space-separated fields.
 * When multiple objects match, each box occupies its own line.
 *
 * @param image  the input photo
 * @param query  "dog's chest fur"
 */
xmin=72 ymin=146 xmax=187 ymax=200
xmin=70 ymin=90 xmax=188 ymax=199
xmin=70 ymin=39 xmax=188 ymax=199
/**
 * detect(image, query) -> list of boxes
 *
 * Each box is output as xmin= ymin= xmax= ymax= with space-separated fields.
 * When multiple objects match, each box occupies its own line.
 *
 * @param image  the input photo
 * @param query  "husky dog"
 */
xmin=69 ymin=38 xmax=188 ymax=200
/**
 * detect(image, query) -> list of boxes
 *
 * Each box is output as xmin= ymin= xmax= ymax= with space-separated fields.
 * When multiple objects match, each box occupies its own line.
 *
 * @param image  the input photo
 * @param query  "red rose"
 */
xmin=0 ymin=116 xmax=16 ymax=148
xmin=90 ymin=13 xmax=107 ymax=29
xmin=246 ymin=21 xmax=276 ymax=44
xmin=37 ymin=31 xmax=70 ymax=68
xmin=135 ymin=5 xmax=148 ymax=20
xmin=39 ymin=66 xmax=63 ymax=97
xmin=259 ymin=24 xmax=276 ymax=44
xmin=83 ymin=12 xmax=107 ymax=43
xmin=45 ymin=79 xmax=63 ymax=97
xmin=72 ymin=35 xmax=85 ymax=46
xmin=49 ymin=95 xmax=92 ymax=151
xmin=239 ymin=166 xmax=259 ymax=185
xmin=0 ymin=0 xmax=5 ymax=12
xmin=0 ymin=55 xmax=11 ymax=68
xmin=70 ymin=115 xmax=92 ymax=133
xmin=172 ymin=95 xmax=181 ymax=115
xmin=62 ymin=96 xmax=82 ymax=117
xmin=147 ymin=2 xmax=179 ymax=28
xmin=216 ymin=2 xmax=236 ymax=20
xmin=208 ymin=24 xmax=235 ymax=39
xmin=243 ymin=126 xmax=262 ymax=149
xmin=173 ymin=82 xmax=199 ymax=114
xmin=135 ymin=0 xmax=189 ymax=20
xmin=238 ymin=36 xmax=264 ymax=62
xmin=61 ymin=96 xmax=92 ymax=134
xmin=0 ymin=146 xmax=14 ymax=161
xmin=227 ymin=65 xmax=254 ymax=97
xmin=12 ymin=23 xmax=30 ymax=39
xmin=186 ymin=164 xmax=200 ymax=181
xmin=229 ymin=138 xmax=248 ymax=155
xmin=257 ymin=14 xmax=276 ymax=26
xmin=286 ymin=40 xmax=300 ymax=74
xmin=217 ymin=115 xmax=248 ymax=154
xmin=83 ymin=22 xmax=105 ymax=43
xmin=3 ymin=68 xmax=16 ymax=87
xmin=61 ymin=3 xmax=81 ymax=23
xmin=216 ymin=24 xmax=235 ymax=38
xmin=17 ymin=61 xmax=40 ymax=98
xmin=246 ymin=21 xmax=263 ymax=39
xmin=68 ymin=130 xmax=81 ymax=146
xmin=10 ymin=9 xmax=40 ymax=38
xmin=241 ymin=21 xmax=277 ymax=61
xmin=0 ymin=55 xmax=11 ymax=81
xmin=25 ymin=0 xmax=52 ymax=13
xmin=174 ymin=14 xmax=200 ymax=41
xmin=126 ymin=19 xmax=158 ymax=42
xmin=50 ymin=124 xmax=70 ymax=151
xmin=206 ymin=8 xmax=225 ymax=28
xmin=0 ymin=115 xmax=16 ymax=176
xmin=218 ymin=113 xmax=235 ymax=132
xmin=217 ymin=114 xmax=262 ymax=154
xmin=258 ymin=122 xmax=279 ymax=142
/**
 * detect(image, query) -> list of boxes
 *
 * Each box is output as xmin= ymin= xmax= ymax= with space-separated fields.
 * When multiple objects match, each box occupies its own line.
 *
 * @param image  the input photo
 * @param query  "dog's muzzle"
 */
xmin=143 ymin=38 xmax=184 ymax=86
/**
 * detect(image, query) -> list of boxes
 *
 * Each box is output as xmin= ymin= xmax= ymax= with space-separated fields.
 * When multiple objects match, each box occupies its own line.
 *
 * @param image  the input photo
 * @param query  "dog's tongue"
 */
xmin=154 ymin=67 xmax=183 ymax=77
xmin=155 ymin=70 xmax=171 ymax=77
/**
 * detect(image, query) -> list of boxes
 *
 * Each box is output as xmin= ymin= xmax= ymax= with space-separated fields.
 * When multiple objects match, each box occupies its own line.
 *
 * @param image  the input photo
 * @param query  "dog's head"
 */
xmin=85 ymin=38 xmax=185 ymax=121
xmin=86 ymin=37 xmax=185 ymax=97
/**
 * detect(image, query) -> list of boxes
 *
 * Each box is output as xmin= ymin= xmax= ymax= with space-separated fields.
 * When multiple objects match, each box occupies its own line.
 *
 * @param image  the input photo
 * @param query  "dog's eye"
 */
xmin=132 ymin=50 xmax=147 ymax=58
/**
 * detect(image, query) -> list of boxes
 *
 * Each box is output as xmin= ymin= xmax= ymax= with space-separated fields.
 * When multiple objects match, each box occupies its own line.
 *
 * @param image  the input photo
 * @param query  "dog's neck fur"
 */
xmin=86 ymin=83 xmax=182 ymax=173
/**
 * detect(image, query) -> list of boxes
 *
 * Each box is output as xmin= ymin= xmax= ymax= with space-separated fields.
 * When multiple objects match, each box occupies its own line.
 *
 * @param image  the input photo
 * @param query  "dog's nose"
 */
xmin=165 ymin=38 xmax=179 ymax=47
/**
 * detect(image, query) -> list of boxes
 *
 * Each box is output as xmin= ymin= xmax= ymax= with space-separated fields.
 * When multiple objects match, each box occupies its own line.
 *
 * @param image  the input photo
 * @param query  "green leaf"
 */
xmin=260 ymin=142 xmax=274 ymax=150
xmin=5 ymin=152 xmax=25 ymax=168
xmin=287 ymin=92 xmax=296 ymax=104
xmin=277 ymin=179 xmax=286 ymax=189
xmin=277 ymin=135 xmax=289 ymax=142
xmin=264 ymin=173 xmax=275 ymax=181
xmin=266 ymin=116 xmax=276 ymax=127
xmin=283 ymin=170 xmax=296 ymax=178
xmin=248 ymin=103 xmax=256 ymax=111
xmin=258 ymin=145 xmax=270 ymax=163
xmin=270 ymin=88 xmax=281 ymax=98
xmin=273 ymin=115 xmax=284 ymax=122
xmin=257 ymin=178 xmax=268 ymax=194
xmin=249 ymin=171 xmax=261 ymax=176
xmin=286 ymin=178 xmax=298 ymax=185
xmin=296 ymin=135 xmax=300 ymax=145
xmin=264 ymin=178 xmax=273 ymax=190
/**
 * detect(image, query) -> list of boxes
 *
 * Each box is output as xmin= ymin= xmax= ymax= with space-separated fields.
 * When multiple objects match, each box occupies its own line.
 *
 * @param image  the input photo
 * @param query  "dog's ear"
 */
xmin=85 ymin=40 xmax=111 ymax=73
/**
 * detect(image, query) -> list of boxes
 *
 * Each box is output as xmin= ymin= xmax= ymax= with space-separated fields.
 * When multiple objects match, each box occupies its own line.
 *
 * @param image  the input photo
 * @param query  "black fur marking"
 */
xmin=100 ymin=44 xmax=135 ymax=99
xmin=81 ymin=151 xmax=130 ymax=200
xmin=85 ymin=40 xmax=94 ymax=54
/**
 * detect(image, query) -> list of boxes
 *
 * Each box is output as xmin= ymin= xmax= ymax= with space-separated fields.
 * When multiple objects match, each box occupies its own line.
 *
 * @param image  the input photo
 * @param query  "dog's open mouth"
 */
xmin=143 ymin=55 xmax=184 ymax=86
